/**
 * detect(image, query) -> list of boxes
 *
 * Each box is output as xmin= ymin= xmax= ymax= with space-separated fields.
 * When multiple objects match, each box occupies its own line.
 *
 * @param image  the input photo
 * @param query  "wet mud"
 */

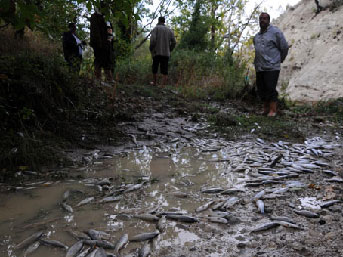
xmin=1 ymin=101 xmax=343 ymax=257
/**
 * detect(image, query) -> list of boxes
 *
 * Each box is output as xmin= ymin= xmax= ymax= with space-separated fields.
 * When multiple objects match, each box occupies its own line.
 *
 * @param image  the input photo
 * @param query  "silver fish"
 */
xmin=95 ymin=248 xmax=108 ymax=257
xmin=67 ymin=231 xmax=90 ymax=241
xmin=15 ymin=231 xmax=44 ymax=249
xmin=253 ymin=190 xmax=265 ymax=201
xmin=220 ymin=189 xmax=244 ymax=195
xmin=322 ymin=170 xmax=338 ymax=176
xmin=138 ymin=242 xmax=151 ymax=257
xmin=124 ymin=183 xmax=143 ymax=193
xmin=134 ymin=214 xmax=159 ymax=222
xmin=40 ymin=239 xmax=68 ymax=249
xmin=251 ymin=222 xmax=279 ymax=232
xmin=270 ymin=216 xmax=296 ymax=224
xmin=208 ymin=217 xmax=228 ymax=224
xmin=222 ymin=197 xmax=239 ymax=209
xmin=66 ymin=240 xmax=83 ymax=257
xmin=166 ymin=214 xmax=199 ymax=223
xmin=63 ymin=190 xmax=71 ymax=201
xmin=83 ymin=240 xmax=115 ymax=249
xmin=325 ymin=177 xmax=343 ymax=183
xmin=87 ymin=229 xmax=110 ymax=240
xmin=75 ymin=248 xmax=91 ymax=257
xmin=114 ymin=233 xmax=128 ymax=253
xmin=201 ymin=187 xmax=224 ymax=194
xmin=62 ymin=202 xmax=74 ymax=213
xmin=76 ymin=197 xmax=94 ymax=207
xmin=275 ymin=221 xmax=303 ymax=230
xmin=320 ymin=200 xmax=341 ymax=208
xmin=256 ymin=200 xmax=264 ymax=214
xmin=294 ymin=210 xmax=319 ymax=218
xmin=157 ymin=215 xmax=166 ymax=232
xmin=130 ymin=232 xmax=159 ymax=242
xmin=195 ymin=200 xmax=215 ymax=213
xmin=23 ymin=241 xmax=40 ymax=257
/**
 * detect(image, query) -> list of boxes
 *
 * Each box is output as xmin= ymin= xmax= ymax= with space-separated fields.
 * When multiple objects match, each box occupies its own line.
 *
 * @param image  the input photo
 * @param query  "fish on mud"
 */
xmin=76 ymin=197 xmax=94 ymax=207
xmin=63 ymin=190 xmax=71 ymax=201
xmin=99 ymin=196 xmax=121 ymax=203
xmin=114 ymin=233 xmax=128 ymax=254
xmin=251 ymin=222 xmax=279 ymax=233
xmin=87 ymin=229 xmax=110 ymax=240
xmin=165 ymin=214 xmax=199 ymax=223
xmin=134 ymin=214 xmax=159 ymax=222
xmin=124 ymin=183 xmax=144 ymax=193
xmin=66 ymin=240 xmax=83 ymax=257
xmin=322 ymin=170 xmax=338 ymax=177
xmin=138 ymin=242 xmax=151 ymax=257
xmin=320 ymin=200 xmax=342 ymax=208
xmin=222 ymin=197 xmax=239 ymax=209
xmin=67 ymin=231 xmax=90 ymax=240
xmin=207 ymin=217 xmax=228 ymax=224
xmin=39 ymin=239 xmax=68 ymax=249
xmin=221 ymin=188 xmax=244 ymax=195
xmin=23 ymin=241 xmax=40 ymax=257
xmin=275 ymin=221 xmax=304 ymax=230
xmin=157 ymin=215 xmax=167 ymax=232
xmin=75 ymin=248 xmax=91 ymax=257
xmin=256 ymin=200 xmax=264 ymax=214
xmin=62 ymin=202 xmax=74 ymax=213
xmin=270 ymin=216 xmax=296 ymax=224
xmin=195 ymin=200 xmax=215 ymax=213
xmin=253 ymin=190 xmax=265 ymax=201
xmin=15 ymin=231 xmax=44 ymax=249
xmin=211 ymin=200 xmax=225 ymax=210
xmin=171 ymin=191 xmax=189 ymax=198
xmin=201 ymin=187 xmax=224 ymax=194
xmin=83 ymin=240 xmax=115 ymax=249
xmin=130 ymin=232 xmax=159 ymax=242
xmin=294 ymin=210 xmax=320 ymax=218
xmin=325 ymin=177 xmax=343 ymax=183
xmin=94 ymin=248 xmax=107 ymax=257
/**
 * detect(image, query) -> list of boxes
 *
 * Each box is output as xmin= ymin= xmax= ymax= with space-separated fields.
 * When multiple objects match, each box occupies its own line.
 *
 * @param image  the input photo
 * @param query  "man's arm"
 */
xmin=276 ymin=30 xmax=289 ymax=63
xmin=149 ymin=28 xmax=156 ymax=52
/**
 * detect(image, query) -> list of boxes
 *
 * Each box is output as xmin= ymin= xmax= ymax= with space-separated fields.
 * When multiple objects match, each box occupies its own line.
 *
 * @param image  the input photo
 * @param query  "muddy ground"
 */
xmin=0 ymin=86 xmax=342 ymax=257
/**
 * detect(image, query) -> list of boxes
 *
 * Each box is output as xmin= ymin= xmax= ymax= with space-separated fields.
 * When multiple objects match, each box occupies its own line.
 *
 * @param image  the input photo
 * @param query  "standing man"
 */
xmin=150 ymin=17 xmax=176 ymax=86
xmin=63 ymin=23 xmax=86 ymax=73
xmin=90 ymin=2 xmax=115 ymax=84
xmin=253 ymin=12 xmax=289 ymax=117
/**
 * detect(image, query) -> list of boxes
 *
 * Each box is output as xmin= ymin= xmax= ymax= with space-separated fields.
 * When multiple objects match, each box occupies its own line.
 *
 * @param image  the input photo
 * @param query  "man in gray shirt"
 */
xmin=253 ymin=12 xmax=289 ymax=116
xmin=150 ymin=17 xmax=176 ymax=86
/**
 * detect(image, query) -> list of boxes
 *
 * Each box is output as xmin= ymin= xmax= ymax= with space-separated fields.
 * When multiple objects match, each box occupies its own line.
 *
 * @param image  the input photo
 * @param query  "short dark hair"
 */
xmin=260 ymin=12 xmax=270 ymax=21
xmin=158 ymin=17 xmax=165 ymax=23
xmin=68 ymin=23 xmax=76 ymax=29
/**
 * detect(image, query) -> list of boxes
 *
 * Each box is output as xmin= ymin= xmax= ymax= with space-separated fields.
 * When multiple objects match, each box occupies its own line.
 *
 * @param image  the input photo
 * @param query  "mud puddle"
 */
xmin=1 ymin=135 xmax=343 ymax=257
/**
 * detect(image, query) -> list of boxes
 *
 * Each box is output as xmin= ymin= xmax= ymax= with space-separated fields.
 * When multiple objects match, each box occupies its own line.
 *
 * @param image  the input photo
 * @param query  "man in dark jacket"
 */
xmin=90 ymin=4 xmax=115 ymax=83
xmin=150 ymin=17 xmax=176 ymax=86
xmin=253 ymin=12 xmax=289 ymax=117
xmin=63 ymin=23 xmax=85 ymax=73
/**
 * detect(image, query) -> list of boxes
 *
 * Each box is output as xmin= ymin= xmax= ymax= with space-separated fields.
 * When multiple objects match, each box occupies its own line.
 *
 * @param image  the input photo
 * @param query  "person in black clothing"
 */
xmin=63 ymin=23 xmax=86 ymax=73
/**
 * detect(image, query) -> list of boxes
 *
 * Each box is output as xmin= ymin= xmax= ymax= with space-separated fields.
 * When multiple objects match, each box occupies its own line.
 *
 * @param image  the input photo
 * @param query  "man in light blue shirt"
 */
xmin=254 ymin=12 xmax=289 ymax=116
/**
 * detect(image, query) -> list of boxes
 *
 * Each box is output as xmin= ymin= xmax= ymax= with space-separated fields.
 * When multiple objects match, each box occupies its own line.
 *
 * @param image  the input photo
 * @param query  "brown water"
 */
xmin=0 ymin=145 xmax=248 ymax=257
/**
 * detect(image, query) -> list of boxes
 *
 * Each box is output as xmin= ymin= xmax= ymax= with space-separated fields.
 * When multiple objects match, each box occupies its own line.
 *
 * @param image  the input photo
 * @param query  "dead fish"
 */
xmin=222 ymin=197 xmax=239 ymax=209
xmin=275 ymin=221 xmax=303 ymax=230
xmin=270 ymin=216 xmax=296 ymax=224
xmin=114 ymin=233 xmax=128 ymax=254
xmin=165 ymin=214 xmax=198 ymax=223
xmin=66 ymin=240 xmax=83 ymax=257
xmin=75 ymin=248 xmax=91 ymax=257
xmin=253 ymin=190 xmax=265 ymax=201
xmin=87 ymin=229 xmax=110 ymax=240
xmin=138 ymin=242 xmax=151 ymax=257
xmin=124 ymin=183 xmax=143 ymax=193
xmin=195 ymin=200 xmax=215 ymax=213
xmin=251 ymin=222 xmax=279 ymax=233
xmin=159 ymin=211 xmax=187 ymax=216
xmin=294 ymin=210 xmax=320 ymax=218
xmin=221 ymin=188 xmax=244 ymax=195
xmin=15 ymin=231 xmax=44 ymax=249
xmin=320 ymin=200 xmax=341 ymax=208
xmin=62 ymin=202 xmax=74 ymax=213
xmin=134 ymin=214 xmax=159 ymax=222
xmin=208 ymin=217 xmax=228 ymax=224
xmin=314 ymin=161 xmax=330 ymax=167
xmin=201 ymin=187 xmax=224 ymax=194
xmin=83 ymin=240 xmax=115 ymax=249
xmin=76 ymin=197 xmax=94 ymax=207
xmin=63 ymin=190 xmax=71 ymax=201
xmin=130 ymin=232 xmax=159 ymax=242
xmin=171 ymin=191 xmax=188 ymax=198
xmin=94 ymin=248 xmax=107 ymax=257
xmin=99 ymin=196 xmax=121 ymax=203
xmin=245 ymin=182 xmax=263 ymax=187
xmin=23 ymin=241 xmax=40 ymax=257
xmin=67 ymin=231 xmax=90 ymax=241
xmin=256 ymin=200 xmax=264 ymax=214
xmin=211 ymin=200 xmax=225 ymax=210
xmin=157 ymin=215 xmax=166 ymax=232
xmin=325 ymin=177 xmax=343 ymax=183
xmin=322 ymin=170 xmax=338 ymax=176
xmin=40 ymin=239 xmax=68 ymax=249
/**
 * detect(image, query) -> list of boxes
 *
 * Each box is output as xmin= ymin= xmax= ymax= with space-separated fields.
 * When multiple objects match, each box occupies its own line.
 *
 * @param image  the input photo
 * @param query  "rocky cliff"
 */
xmin=275 ymin=0 xmax=343 ymax=102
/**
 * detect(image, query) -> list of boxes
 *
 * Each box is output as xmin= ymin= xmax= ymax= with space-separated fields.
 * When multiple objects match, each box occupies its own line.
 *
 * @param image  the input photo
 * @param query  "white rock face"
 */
xmin=275 ymin=0 xmax=343 ymax=102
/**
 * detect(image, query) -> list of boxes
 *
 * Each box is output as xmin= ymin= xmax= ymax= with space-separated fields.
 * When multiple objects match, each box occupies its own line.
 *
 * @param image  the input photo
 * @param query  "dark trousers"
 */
xmin=152 ymin=55 xmax=169 ymax=75
xmin=256 ymin=70 xmax=280 ymax=102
